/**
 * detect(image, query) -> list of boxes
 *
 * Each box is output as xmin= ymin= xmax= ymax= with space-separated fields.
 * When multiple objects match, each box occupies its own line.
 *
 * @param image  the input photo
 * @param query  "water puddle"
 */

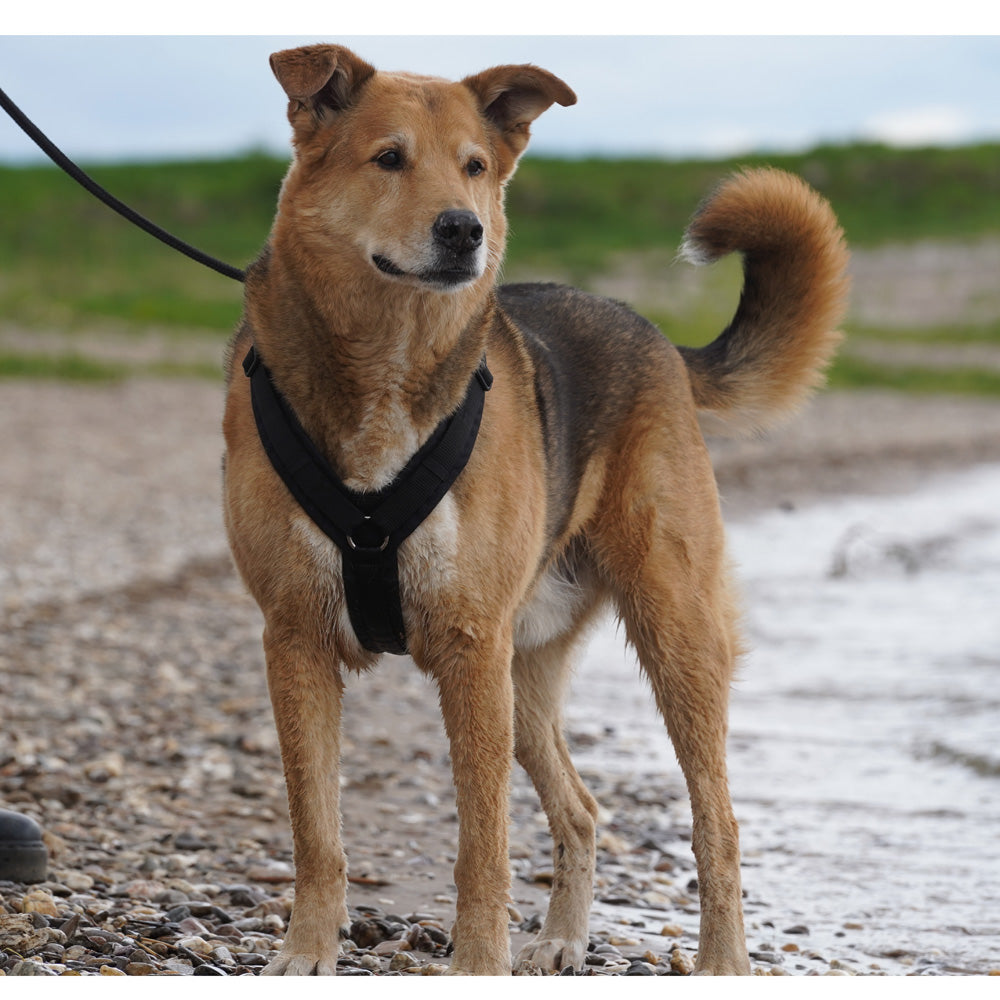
xmin=566 ymin=463 xmax=1000 ymax=975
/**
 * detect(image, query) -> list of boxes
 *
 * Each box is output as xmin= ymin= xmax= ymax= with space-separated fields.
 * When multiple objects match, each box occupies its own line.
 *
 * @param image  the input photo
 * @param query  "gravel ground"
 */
xmin=3 ymin=376 xmax=1000 ymax=977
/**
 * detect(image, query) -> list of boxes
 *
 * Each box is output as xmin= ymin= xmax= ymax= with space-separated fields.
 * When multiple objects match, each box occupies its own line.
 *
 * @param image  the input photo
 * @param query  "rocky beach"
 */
xmin=2 ymin=373 xmax=1000 ymax=977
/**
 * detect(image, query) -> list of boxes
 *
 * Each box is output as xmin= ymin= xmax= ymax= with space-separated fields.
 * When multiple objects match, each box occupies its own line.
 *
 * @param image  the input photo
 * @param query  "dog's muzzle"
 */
xmin=372 ymin=210 xmax=486 ymax=287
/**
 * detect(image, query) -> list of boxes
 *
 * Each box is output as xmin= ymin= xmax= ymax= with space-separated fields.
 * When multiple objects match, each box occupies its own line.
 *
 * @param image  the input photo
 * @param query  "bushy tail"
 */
xmin=677 ymin=168 xmax=850 ymax=437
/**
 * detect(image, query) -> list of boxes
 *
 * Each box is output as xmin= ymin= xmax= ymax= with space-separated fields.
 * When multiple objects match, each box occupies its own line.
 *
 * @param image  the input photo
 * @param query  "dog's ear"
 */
xmin=463 ymin=65 xmax=576 ymax=175
xmin=270 ymin=44 xmax=375 ymax=129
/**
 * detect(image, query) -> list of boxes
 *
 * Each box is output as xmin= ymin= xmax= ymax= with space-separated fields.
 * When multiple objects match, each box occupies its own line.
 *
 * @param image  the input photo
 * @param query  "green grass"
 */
xmin=0 ymin=352 xmax=129 ymax=381
xmin=3 ymin=142 xmax=1000 ymax=334
xmin=850 ymin=321 xmax=1000 ymax=346
xmin=505 ymin=143 xmax=1000 ymax=273
xmin=828 ymin=355 xmax=1000 ymax=396
xmin=0 ymin=154 xmax=270 ymax=335
xmin=2 ymin=143 xmax=1000 ymax=391
xmin=0 ymin=350 xmax=220 ymax=381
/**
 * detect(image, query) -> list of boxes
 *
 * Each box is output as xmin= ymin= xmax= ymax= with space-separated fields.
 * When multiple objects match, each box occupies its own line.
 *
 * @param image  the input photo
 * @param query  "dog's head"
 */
xmin=268 ymin=44 xmax=575 ymax=293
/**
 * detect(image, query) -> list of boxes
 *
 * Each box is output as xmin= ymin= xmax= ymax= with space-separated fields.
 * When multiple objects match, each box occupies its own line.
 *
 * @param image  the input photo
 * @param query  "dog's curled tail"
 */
xmin=677 ymin=168 xmax=850 ymax=437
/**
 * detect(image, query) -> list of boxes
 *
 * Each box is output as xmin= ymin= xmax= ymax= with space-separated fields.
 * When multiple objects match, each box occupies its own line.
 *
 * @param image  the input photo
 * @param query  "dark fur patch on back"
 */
xmin=498 ymin=282 xmax=674 ymax=545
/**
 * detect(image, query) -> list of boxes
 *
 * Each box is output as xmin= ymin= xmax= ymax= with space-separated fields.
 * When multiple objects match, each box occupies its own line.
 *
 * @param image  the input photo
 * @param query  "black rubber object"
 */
xmin=0 ymin=809 xmax=48 ymax=883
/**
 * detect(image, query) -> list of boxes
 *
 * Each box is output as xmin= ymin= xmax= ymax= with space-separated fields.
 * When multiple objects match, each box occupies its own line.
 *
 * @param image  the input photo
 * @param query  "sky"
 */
xmin=2 ymin=15 xmax=1000 ymax=164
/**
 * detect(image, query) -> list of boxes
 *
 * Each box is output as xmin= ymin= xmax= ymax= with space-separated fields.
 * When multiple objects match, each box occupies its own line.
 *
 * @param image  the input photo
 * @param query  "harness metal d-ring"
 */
xmin=346 ymin=516 xmax=391 ymax=553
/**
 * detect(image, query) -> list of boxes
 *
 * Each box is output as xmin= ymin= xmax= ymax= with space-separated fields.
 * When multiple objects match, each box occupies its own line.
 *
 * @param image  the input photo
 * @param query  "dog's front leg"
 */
xmin=260 ymin=627 xmax=348 ymax=976
xmin=433 ymin=639 xmax=515 ymax=975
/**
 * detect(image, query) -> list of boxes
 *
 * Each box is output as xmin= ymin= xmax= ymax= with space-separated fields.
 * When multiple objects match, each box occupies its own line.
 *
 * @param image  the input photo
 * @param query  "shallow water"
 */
xmin=568 ymin=463 xmax=1000 ymax=975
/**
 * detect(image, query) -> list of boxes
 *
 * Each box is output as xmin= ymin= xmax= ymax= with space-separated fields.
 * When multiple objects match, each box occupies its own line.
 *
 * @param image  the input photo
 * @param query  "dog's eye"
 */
xmin=466 ymin=158 xmax=486 ymax=177
xmin=374 ymin=150 xmax=403 ymax=170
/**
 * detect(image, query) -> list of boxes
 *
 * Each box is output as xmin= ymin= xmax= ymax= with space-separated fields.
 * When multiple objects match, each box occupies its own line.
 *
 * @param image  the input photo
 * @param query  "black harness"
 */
xmin=242 ymin=346 xmax=492 ymax=655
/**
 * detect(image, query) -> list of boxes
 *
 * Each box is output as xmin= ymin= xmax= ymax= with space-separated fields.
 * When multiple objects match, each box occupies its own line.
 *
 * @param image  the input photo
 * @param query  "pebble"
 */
xmin=8 ymin=959 xmax=57 ymax=977
xmin=626 ymin=960 xmax=657 ymax=975
xmin=373 ymin=938 xmax=406 ymax=956
xmin=60 ymin=873 xmax=96 ymax=893
xmin=0 ymin=913 xmax=49 ymax=954
xmin=162 ymin=959 xmax=197 ymax=975
xmin=236 ymin=953 xmax=267 ymax=967
xmin=176 ymin=935 xmax=214 ymax=956
xmin=669 ymin=946 xmax=694 ymax=976
xmin=389 ymin=950 xmax=417 ymax=971
xmin=125 ymin=963 xmax=158 ymax=976
xmin=212 ymin=945 xmax=235 ymax=966
xmin=20 ymin=890 xmax=61 ymax=917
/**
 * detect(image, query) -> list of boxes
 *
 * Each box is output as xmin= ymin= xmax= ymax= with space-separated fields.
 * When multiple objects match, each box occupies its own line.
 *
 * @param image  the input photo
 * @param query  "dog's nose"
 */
xmin=433 ymin=210 xmax=484 ymax=252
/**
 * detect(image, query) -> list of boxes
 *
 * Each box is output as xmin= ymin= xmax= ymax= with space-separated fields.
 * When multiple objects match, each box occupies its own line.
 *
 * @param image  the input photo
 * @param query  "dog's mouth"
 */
xmin=372 ymin=254 xmax=406 ymax=277
xmin=372 ymin=253 xmax=479 ymax=288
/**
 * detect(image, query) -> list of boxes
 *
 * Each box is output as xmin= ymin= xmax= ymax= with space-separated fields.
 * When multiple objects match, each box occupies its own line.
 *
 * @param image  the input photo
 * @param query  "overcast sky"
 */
xmin=2 ymin=31 xmax=1000 ymax=163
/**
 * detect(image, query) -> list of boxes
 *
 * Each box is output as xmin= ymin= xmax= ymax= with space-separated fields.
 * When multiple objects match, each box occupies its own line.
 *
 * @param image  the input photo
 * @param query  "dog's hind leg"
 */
xmin=430 ymin=634 xmax=517 ymax=976
xmin=595 ymin=450 xmax=751 ymax=975
xmin=511 ymin=631 xmax=599 ymax=972
xmin=623 ymin=583 xmax=750 ymax=975
xmin=259 ymin=627 xmax=349 ymax=976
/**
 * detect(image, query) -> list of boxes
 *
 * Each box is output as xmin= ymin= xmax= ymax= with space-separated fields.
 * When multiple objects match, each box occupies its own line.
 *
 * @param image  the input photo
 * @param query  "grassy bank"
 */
xmin=508 ymin=143 xmax=1000 ymax=274
xmin=2 ymin=143 xmax=999 ymax=391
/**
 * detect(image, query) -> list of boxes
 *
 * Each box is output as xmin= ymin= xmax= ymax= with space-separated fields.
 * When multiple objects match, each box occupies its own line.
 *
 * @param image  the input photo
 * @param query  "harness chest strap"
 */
xmin=242 ymin=346 xmax=493 ymax=655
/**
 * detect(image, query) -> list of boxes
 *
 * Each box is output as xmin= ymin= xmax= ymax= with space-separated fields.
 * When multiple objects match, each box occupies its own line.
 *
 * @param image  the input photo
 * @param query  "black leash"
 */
xmin=0 ymin=85 xmax=246 ymax=283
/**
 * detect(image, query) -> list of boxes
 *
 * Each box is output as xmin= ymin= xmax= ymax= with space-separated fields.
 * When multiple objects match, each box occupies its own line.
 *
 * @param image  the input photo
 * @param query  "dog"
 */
xmin=221 ymin=43 xmax=849 ymax=976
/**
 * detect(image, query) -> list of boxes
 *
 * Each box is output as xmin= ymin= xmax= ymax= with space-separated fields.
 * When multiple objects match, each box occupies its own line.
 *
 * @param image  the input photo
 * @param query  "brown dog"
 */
xmin=222 ymin=43 xmax=849 ymax=976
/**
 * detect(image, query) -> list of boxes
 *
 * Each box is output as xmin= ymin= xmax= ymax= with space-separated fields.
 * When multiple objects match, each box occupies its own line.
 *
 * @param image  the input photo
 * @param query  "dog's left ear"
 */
xmin=463 ymin=65 xmax=576 ymax=176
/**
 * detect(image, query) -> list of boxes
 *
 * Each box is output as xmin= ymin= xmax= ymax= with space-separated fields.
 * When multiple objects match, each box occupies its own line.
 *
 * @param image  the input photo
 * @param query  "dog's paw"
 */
xmin=691 ymin=957 xmax=752 ymax=976
xmin=261 ymin=951 xmax=339 ymax=976
xmin=691 ymin=949 xmax=752 ymax=976
xmin=515 ymin=936 xmax=587 ymax=974
xmin=445 ymin=959 xmax=514 ymax=976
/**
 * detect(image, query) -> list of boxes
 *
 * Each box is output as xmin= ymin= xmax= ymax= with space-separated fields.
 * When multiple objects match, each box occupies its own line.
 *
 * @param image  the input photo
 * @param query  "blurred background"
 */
xmin=2 ymin=34 xmax=999 ymax=388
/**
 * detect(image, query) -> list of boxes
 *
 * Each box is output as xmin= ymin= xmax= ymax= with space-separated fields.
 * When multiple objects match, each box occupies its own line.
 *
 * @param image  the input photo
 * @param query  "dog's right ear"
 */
xmin=270 ymin=44 xmax=375 ymax=131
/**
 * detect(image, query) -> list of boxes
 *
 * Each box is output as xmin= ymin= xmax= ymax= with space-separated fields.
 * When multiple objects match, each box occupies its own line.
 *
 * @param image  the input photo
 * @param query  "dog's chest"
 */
xmin=338 ymin=390 xmax=421 ymax=492
xmin=291 ymin=492 xmax=460 ymax=654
